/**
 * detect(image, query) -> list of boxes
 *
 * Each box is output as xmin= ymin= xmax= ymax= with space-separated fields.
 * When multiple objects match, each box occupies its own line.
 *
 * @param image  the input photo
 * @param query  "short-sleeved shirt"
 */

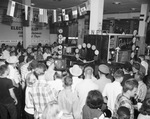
xmin=0 ymin=77 xmax=14 ymax=104
xmin=102 ymin=81 xmax=122 ymax=112
xmin=113 ymin=94 xmax=134 ymax=119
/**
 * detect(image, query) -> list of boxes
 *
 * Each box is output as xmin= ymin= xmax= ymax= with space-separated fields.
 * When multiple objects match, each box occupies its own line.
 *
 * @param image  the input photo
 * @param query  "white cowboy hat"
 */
xmin=69 ymin=64 xmax=82 ymax=77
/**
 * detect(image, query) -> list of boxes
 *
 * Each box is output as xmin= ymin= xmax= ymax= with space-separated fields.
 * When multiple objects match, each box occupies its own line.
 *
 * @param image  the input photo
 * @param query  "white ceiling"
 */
xmin=0 ymin=0 xmax=150 ymax=14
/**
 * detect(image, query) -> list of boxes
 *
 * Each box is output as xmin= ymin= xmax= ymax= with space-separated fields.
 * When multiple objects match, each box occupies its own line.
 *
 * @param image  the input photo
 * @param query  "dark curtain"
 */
xmin=84 ymin=35 xmax=109 ymax=64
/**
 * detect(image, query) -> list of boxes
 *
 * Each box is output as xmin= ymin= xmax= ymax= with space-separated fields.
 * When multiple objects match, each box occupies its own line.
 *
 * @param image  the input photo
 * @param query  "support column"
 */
xmin=89 ymin=0 xmax=104 ymax=34
xmin=22 ymin=0 xmax=31 ymax=48
xmin=109 ymin=20 xmax=115 ymax=33
xmin=138 ymin=4 xmax=149 ymax=55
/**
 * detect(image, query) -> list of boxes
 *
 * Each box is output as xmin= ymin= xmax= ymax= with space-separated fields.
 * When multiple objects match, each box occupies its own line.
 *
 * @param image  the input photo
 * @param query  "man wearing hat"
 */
xmin=75 ymin=66 xmax=99 ymax=117
xmin=94 ymin=64 xmax=112 ymax=93
xmin=69 ymin=64 xmax=83 ymax=92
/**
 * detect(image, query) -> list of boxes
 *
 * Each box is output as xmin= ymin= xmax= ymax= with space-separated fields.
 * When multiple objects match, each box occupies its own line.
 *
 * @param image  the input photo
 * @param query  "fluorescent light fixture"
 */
xmin=113 ymin=2 xmax=121 ymax=5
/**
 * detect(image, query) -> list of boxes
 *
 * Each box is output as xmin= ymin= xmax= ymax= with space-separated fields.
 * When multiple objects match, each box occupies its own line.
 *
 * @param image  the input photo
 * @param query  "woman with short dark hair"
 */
xmin=82 ymin=90 xmax=104 ymax=119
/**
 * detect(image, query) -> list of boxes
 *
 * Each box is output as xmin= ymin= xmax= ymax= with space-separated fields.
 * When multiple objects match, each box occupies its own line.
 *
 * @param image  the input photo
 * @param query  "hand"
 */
xmin=14 ymin=99 xmax=18 ymax=105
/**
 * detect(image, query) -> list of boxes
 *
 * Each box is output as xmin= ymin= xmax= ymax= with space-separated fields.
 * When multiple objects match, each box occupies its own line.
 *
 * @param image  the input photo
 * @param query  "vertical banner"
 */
xmin=7 ymin=0 xmax=16 ymax=17
xmin=53 ymin=10 xmax=57 ymax=23
xmin=30 ymin=7 xmax=33 ymax=22
xmin=78 ymin=3 xmax=87 ymax=16
xmin=25 ymin=5 xmax=28 ymax=20
xmin=72 ymin=7 xmax=78 ymax=19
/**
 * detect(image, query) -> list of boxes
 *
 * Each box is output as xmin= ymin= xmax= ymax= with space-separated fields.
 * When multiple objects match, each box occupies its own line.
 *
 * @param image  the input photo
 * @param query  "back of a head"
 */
xmin=117 ymin=106 xmax=130 ymax=119
xmin=64 ymin=75 xmax=73 ymax=87
xmin=86 ymin=90 xmax=104 ymax=109
xmin=123 ymin=62 xmax=132 ymax=72
xmin=84 ymin=66 xmax=94 ymax=76
xmin=123 ymin=78 xmax=138 ymax=93
xmin=114 ymin=69 xmax=124 ymax=79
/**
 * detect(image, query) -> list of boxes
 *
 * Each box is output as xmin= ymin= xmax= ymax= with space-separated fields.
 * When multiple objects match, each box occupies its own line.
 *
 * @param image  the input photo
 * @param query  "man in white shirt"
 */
xmin=7 ymin=56 xmax=21 ymax=87
xmin=103 ymin=69 xmax=124 ymax=112
xmin=139 ymin=55 xmax=149 ymax=76
xmin=75 ymin=66 xmax=99 ymax=115
xmin=94 ymin=64 xmax=112 ymax=93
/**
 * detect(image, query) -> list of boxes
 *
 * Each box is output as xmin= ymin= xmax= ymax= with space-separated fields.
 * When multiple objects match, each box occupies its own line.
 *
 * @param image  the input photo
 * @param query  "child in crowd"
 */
xmin=24 ymin=72 xmax=37 ymax=119
xmin=58 ymin=76 xmax=80 ymax=119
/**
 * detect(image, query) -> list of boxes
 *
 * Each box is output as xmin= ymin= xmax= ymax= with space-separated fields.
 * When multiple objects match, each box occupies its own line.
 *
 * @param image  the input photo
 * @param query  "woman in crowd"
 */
xmin=82 ymin=90 xmax=104 ymax=119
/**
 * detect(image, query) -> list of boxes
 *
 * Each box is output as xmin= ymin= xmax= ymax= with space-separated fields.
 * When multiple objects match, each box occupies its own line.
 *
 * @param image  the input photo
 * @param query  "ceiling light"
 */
xmin=113 ymin=2 xmax=121 ymax=5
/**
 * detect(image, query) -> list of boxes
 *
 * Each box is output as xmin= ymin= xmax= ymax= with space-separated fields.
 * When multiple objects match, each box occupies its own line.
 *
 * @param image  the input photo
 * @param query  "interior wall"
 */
xmin=0 ymin=8 xmax=50 ymax=46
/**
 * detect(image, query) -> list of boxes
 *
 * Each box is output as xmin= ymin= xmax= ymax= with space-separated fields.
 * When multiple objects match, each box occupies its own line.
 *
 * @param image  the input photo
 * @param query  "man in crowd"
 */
xmin=103 ymin=69 xmax=124 ymax=112
xmin=94 ymin=64 xmax=112 ymax=93
xmin=113 ymin=78 xmax=138 ymax=119
xmin=0 ymin=65 xmax=18 ymax=119
xmin=30 ymin=63 xmax=57 ymax=119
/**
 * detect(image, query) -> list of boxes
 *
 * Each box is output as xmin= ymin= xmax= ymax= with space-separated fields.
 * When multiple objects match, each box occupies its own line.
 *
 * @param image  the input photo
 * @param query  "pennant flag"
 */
xmin=72 ymin=7 xmax=78 ymax=19
xmin=53 ymin=10 xmax=57 ymax=23
xmin=145 ymin=16 xmax=150 ymax=23
xmin=57 ymin=9 xmax=62 ymax=22
xmin=78 ymin=3 xmax=87 ymax=16
xmin=30 ymin=7 xmax=33 ymax=22
xmin=62 ymin=9 xmax=65 ymax=16
xmin=62 ymin=9 xmax=71 ymax=21
xmin=43 ymin=9 xmax=48 ymax=23
xmin=7 ymin=0 xmax=16 ymax=17
xmin=39 ymin=9 xmax=48 ymax=23
xmin=25 ymin=5 xmax=28 ymax=20
xmin=39 ymin=9 xmax=44 ymax=15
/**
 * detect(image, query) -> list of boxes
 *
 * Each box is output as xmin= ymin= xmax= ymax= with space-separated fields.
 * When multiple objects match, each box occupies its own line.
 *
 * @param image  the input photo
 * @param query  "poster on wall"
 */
xmin=0 ymin=8 xmax=50 ymax=46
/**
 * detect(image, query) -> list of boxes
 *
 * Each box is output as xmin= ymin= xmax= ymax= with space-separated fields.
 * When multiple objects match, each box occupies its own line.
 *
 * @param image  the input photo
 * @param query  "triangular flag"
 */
xmin=39 ymin=9 xmax=48 ymax=23
xmin=64 ymin=14 xmax=69 ymax=21
xmin=25 ymin=5 xmax=28 ymax=20
xmin=62 ymin=9 xmax=65 ymax=16
xmin=145 ymin=16 xmax=150 ymax=23
xmin=57 ymin=9 xmax=62 ymax=22
xmin=53 ymin=10 xmax=57 ymax=23
xmin=30 ymin=7 xmax=33 ymax=22
xmin=72 ymin=7 xmax=78 ymax=19
xmin=43 ymin=9 xmax=48 ymax=23
xmin=78 ymin=3 xmax=87 ymax=16
xmin=7 ymin=0 xmax=16 ymax=17
xmin=39 ymin=9 xmax=44 ymax=15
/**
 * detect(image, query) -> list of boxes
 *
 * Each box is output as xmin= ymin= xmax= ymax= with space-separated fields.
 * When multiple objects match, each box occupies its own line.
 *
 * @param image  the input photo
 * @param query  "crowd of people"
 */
xmin=0 ymin=42 xmax=150 ymax=119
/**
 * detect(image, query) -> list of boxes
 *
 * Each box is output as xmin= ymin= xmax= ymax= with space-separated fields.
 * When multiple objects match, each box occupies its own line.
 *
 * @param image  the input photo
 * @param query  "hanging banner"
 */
xmin=7 ymin=0 xmax=16 ymax=17
xmin=72 ymin=7 xmax=78 ymax=19
xmin=78 ymin=3 xmax=87 ymax=16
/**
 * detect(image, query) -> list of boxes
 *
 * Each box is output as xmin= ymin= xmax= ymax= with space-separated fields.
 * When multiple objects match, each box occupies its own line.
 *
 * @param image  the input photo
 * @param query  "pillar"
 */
xmin=109 ymin=20 xmax=115 ymax=33
xmin=22 ymin=0 xmax=31 ymax=48
xmin=138 ymin=4 xmax=149 ymax=55
xmin=138 ymin=4 xmax=149 ymax=36
xmin=89 ymin=0 xmax=104 ymax=34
